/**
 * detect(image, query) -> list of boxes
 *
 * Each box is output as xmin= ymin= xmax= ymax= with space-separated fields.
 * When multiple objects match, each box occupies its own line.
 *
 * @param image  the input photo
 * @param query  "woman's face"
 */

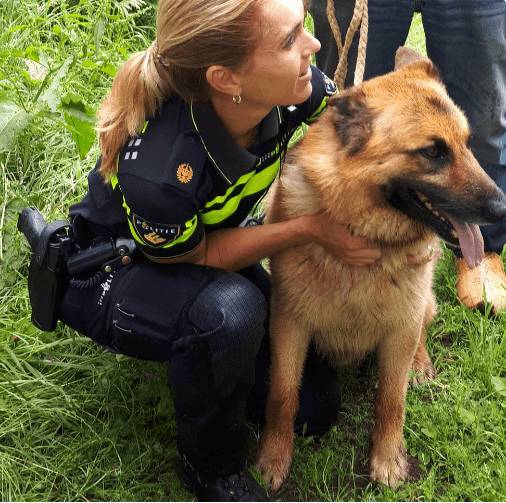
xmin=239 ymin=0 xmax=321 ymax=108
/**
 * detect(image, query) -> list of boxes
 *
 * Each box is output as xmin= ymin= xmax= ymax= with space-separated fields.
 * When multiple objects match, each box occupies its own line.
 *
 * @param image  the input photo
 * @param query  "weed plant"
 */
xmin=1 ymin=5 xmax=506 ymax=502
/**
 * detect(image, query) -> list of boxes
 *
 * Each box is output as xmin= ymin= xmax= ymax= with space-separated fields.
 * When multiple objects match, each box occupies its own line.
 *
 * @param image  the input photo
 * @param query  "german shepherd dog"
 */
xmin=255 ymin=47 xmax=506 ymax=490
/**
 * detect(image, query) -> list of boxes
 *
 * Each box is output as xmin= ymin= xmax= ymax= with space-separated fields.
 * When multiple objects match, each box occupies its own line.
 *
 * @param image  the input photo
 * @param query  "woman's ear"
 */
xmin=206 ymin=65 xmax=242 ymax=97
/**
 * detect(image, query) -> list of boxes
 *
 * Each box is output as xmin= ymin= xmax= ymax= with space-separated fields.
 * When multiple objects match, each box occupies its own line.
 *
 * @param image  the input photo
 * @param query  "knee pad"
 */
xmin=188 ymin=271 xmax=267 ymax=340
xmin=186 ymin=272 xmax=268 ymax=396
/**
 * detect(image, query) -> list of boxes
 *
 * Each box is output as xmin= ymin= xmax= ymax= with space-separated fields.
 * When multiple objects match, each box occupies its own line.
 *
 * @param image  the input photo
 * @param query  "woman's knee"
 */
xmin=172 ymin=271 xmax=268 ymax=398
xmin=187 ymin=271 xmax=268 ymax=343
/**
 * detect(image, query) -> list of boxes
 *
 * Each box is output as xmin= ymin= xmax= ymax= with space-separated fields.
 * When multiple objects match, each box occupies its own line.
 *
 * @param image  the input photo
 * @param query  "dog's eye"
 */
xmin=424 ymin=146 xmax=440 ymax=158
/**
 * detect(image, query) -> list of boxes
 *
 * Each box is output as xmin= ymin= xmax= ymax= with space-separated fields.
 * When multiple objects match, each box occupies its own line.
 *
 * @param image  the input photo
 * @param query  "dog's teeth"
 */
xmin=433 ymin=211 xmax=440 ymax=217
xmin=416 ymin=191 xmax=428 ymax=202
xmin=451 ymin=230 xmax=458 ymax=238
xmin=425 ymin=202 xmax=433 ymax=210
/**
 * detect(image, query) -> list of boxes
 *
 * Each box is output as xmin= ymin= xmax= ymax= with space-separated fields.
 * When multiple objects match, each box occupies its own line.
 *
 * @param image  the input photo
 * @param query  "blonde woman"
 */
xmin=58 ymin=0 xmax=380 ymax=499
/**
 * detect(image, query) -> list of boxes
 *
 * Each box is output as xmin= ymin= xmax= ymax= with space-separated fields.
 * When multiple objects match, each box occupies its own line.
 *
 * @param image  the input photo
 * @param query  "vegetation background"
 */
xmin=1 ymin=1 xmax=505 ymax=501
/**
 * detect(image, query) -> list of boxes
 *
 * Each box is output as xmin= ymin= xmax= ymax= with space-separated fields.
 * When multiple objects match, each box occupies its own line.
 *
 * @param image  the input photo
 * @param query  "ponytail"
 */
xmin=97 ymin=42 xmax=168 ymax=179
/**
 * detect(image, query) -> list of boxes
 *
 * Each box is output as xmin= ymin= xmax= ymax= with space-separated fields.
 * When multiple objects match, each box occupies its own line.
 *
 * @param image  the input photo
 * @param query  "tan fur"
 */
xmin=255 ymin=47 xmax=505 ymax=490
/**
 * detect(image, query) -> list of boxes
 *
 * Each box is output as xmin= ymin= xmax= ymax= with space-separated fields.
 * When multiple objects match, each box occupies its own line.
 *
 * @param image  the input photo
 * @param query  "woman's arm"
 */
xmin=147 ymin=212 xmax=381 ymax=271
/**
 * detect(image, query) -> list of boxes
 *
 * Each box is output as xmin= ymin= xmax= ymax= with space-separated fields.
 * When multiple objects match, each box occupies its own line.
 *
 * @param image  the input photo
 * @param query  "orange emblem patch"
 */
xmin=144 ymin=232 xmax=166 ymax=245
xmin=177 ymin=163 xmax=193 ymax=184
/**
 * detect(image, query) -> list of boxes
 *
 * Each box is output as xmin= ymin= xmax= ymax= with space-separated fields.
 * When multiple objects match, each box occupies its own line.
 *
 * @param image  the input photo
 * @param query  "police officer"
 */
xmin=58 ymin=0 xmax=381 ymax=500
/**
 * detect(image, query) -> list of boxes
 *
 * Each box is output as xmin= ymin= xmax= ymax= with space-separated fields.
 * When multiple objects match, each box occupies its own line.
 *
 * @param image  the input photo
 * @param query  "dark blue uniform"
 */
xmin=60 ymin=66 xmax=340 ymax=478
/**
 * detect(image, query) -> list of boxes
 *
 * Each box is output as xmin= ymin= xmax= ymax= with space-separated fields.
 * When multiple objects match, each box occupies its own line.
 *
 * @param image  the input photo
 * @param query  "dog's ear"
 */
xmin=326 ymin=88 xmax=374 ymax=157
xmin=394 ymin=46 xmax=441 ymax=81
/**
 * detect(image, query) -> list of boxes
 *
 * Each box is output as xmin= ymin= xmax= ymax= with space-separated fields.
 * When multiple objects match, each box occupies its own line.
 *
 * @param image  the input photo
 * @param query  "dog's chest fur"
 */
xmin=266 ymin=163 xmax=438 ymax=361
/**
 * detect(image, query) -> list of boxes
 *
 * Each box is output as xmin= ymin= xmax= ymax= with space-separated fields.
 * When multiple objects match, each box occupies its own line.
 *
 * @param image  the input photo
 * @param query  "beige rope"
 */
xmin=326 ymin=0 xmax=368 ymax=90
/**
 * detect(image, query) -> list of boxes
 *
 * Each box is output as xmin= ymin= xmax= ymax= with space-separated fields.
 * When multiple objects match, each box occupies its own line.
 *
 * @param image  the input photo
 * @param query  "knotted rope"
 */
xmin=325 ymin=0 xmax=368 ymax=89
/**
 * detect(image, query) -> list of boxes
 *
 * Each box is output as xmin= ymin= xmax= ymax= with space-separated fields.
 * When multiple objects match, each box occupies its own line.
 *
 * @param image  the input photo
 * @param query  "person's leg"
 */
xmin=422 ymin=0 xmax=506 ymax=313
xmin=243 ymin=264 xmax=342 ymax=438
xmin=309 ymin=0 xmax=415 ymax=85
xmin=169 ymin=269 xmax=267 ymax=476
xmin=60 ymin=261 xmax=269 ymax=500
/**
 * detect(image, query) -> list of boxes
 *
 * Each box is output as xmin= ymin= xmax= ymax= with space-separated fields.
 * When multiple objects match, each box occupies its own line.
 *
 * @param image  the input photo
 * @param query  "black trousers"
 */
xmin=59 ymin=259 xmax=340 ymax=477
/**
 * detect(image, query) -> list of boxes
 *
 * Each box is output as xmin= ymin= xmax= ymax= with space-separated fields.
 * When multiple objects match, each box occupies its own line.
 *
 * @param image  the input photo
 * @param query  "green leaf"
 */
xmin=99 ymin=62 xmax=118 ymax=78
xmin=64 ymin=112 xmax=96 ymax=159
xmin=0 ymin=101 xmax=31 ymax=153
xmin=81 ymin=59 xmax=96 ymax=69
xmin=457 ymin=407 xmax=476 ymax=424
xmin=24 ymin=46 xmax=39 ymax=61
xmin=418 ymin=451 xmax=431 ymax=465
xmin=491 ymin=376 xmax=506 ymax=397
xmin=421 ymin=427 xmax=436 ymax=438
xmin=39 ymin=55 xmax=75 ymax=112
xmin=60 ymin=93 xmax=96 ymax=158
xmin=94 ymin=17 xmax=106 ymax=55
xmin=10 ymin=49 xmax=24 ymax=58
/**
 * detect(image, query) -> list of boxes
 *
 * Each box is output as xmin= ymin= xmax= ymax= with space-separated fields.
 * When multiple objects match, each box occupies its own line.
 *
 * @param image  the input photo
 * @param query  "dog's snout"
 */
xmin=485 ymin=194 xmax=506 ymax=223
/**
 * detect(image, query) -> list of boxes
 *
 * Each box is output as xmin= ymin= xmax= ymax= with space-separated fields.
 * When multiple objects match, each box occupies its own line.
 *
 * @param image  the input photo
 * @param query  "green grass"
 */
xmin=1 ymin=5 xmax=506 ymax=501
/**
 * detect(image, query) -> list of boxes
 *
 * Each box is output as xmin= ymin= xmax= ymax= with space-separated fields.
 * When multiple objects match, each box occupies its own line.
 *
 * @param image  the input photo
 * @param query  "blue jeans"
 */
xmin=309 ymin=0 xmax=506 ymax=253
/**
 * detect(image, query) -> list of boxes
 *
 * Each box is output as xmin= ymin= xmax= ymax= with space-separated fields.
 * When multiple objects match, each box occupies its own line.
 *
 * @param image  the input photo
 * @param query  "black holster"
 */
xmin=18 ymin=207 xmax=137 ymax=332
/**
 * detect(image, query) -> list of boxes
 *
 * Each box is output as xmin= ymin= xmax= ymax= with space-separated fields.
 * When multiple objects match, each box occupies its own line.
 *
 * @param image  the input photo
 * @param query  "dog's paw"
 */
xmin=255 ymin=431 xmax=294 ymax=492
xmin=255 ymin=456 xmax=291 ymax=493
xmin=369 ymin=443 xmax=408 ymax=488
xmin=411 ymin=354 xmax=435 ymax=385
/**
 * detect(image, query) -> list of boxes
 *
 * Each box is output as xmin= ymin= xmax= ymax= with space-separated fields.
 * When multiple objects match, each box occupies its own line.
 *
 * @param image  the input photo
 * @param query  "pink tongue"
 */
xmin=446 ymin=215 xmax=484 ymax=269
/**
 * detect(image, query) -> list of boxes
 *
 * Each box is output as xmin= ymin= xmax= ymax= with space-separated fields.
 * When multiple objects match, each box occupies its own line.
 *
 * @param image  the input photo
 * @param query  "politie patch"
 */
xmin=131 ymin=213 xmax=182 ymax=248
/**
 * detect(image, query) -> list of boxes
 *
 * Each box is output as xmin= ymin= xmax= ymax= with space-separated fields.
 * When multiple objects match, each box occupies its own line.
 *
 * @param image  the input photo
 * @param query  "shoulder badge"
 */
xmin=177 ymin=163 xmax=194 ymax=184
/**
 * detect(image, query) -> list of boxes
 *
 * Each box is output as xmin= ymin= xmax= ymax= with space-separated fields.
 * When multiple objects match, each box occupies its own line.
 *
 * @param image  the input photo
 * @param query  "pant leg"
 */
xmin=60 ymin=260 xmax=268 ymax=477
xmin=169 ymin=270 xmax=268 ymax=476
xmin=243 ymin=264 xmax=342 ymax=438
xmin=422 ymin=0 xmax=506 ymax=252
xmin=309 ymin=0 xmax=415 ymax=85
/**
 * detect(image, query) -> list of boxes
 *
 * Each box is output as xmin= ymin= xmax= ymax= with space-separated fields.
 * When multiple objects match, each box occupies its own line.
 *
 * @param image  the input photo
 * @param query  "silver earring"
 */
xmin=233 ymin=94 xmax=242 ymax=105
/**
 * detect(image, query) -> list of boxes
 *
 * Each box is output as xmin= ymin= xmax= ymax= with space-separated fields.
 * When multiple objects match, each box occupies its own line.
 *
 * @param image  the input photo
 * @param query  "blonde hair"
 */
xmin=97 ymin=0 xmax=264 ymax=179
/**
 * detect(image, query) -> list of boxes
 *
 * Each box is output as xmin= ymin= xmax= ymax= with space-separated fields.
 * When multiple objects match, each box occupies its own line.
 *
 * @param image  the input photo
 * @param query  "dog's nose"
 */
xmin=485 ymin=194 xmax=506 ymax=223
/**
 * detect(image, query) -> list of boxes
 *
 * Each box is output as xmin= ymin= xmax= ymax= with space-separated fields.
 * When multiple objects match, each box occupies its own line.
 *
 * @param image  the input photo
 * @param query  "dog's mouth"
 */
xmin=388 ymin=186 xmax=484 ymax=268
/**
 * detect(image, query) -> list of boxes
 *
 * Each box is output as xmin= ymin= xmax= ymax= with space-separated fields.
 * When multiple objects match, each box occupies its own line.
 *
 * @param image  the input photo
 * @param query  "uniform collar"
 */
xmin=190 ymin=100 xmax=280 ymax=186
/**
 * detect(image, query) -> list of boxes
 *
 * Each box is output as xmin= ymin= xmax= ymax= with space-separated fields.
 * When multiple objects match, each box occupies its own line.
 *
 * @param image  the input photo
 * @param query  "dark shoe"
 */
xmin=177 ymin=458 xmax=269 ymax=502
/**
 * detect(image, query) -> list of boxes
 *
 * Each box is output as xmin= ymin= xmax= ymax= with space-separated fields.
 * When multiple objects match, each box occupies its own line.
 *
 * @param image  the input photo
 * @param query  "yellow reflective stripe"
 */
xmin=127 ymin=214 xmax=199 ymax=249
xmin=205 ymin=170 xmax=256 ymax=208
xmin=111 ymin=172 xmax=119 ymax=189
xmin=307 ymin=96 xmax=329 ymax=123
xmin=201 ymin=158 xmax=280 ymax=225
xmin=164 ymin=215 xmax=198 ymax=249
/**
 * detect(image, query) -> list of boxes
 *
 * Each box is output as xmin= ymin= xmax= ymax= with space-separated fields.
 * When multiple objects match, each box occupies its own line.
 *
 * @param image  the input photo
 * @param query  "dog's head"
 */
xmin=307 ymin=47 xmax=506 ymax=267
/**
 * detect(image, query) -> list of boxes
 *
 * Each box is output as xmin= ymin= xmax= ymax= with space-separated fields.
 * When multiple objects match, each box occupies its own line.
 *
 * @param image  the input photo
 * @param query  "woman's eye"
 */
xmin=284 ymin=32 xmax=296 ymax=49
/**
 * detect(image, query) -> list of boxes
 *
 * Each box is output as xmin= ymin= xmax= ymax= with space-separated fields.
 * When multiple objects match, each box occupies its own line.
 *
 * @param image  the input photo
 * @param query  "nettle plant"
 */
xmin=0 ymin=0 xmax=154 ymax=161
xmin=0 ymin=0 xmax=154 ymax=284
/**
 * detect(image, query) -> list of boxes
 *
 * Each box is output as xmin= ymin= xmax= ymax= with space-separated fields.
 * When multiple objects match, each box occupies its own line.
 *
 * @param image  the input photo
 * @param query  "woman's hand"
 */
xmin=306 ymin=212 xmax=381 ymax=266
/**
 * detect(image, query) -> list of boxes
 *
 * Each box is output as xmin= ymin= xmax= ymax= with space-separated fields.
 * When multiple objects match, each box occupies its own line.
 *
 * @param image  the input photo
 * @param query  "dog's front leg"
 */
xmin=369 ymin=326 xmax=420 ymax=488
xmin=255 ymin=306 xmax=310 ymax=492
xmin=411 ymin=293 xmax=436 ymax=385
